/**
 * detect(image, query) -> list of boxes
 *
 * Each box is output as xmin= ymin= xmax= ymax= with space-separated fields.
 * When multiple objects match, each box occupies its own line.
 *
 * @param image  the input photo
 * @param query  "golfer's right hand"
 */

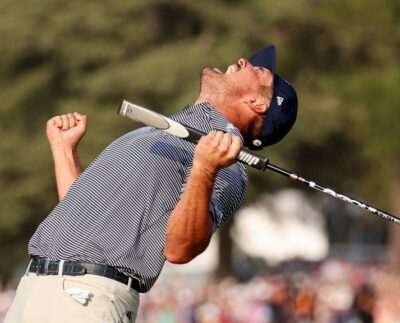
xmin=46 ymin=112 xmax=87 ymax=149
xmin=193 ymin=131 xmax=242 ymax=174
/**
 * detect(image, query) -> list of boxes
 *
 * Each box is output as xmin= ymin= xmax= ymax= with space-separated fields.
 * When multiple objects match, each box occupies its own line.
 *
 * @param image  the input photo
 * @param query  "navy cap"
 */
xmin=248 ymin=45 xmax=298 ymax=150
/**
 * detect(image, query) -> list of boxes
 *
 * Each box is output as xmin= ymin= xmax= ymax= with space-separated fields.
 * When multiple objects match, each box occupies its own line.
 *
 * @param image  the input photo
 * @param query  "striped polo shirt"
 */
xmin=28 ymin=102 xmax=248 ymax=292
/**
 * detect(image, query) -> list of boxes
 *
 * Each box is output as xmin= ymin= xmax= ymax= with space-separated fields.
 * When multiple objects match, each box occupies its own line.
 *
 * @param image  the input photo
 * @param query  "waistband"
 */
xmin=28 ymin=257 xmax=143 ymax=292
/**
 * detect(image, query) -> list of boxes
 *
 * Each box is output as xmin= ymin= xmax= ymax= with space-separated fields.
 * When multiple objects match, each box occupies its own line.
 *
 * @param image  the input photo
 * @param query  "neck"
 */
xmin=193 ymin=96 xmax=249 ymax=136
xmin=194 ymin=94 xmax=212 ymax=106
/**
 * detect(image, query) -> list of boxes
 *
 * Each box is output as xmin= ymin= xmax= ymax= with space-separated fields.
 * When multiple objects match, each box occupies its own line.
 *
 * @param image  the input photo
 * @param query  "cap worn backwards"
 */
xmin=247 ymin=45 xmax=298 ymax=150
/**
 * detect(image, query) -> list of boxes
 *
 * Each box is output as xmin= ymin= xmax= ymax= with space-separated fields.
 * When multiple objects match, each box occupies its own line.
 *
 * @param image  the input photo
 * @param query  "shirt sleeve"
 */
xmin=209 ymin=163 xmax=248 ymax=231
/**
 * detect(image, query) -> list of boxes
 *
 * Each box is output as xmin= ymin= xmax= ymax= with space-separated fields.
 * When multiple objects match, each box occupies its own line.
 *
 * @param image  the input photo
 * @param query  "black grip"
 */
xmin=237 ymin=147 xmax=269 ymax=171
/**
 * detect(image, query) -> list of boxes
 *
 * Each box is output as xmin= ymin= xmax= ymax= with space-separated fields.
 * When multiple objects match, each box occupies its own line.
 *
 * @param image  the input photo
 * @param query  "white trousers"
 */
xmin=4 ymin=262 xmax=140 ymax=323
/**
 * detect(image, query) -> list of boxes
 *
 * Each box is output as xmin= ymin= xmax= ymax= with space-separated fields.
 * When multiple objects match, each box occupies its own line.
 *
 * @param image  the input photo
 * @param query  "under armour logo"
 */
xmin=277 ymin=96 xmax=284 ymax=106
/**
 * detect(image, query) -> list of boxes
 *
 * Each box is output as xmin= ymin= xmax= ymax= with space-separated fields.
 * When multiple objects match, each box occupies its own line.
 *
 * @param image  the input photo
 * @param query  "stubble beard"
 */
xmin=198 ymin=67 xmax=236 ymax=103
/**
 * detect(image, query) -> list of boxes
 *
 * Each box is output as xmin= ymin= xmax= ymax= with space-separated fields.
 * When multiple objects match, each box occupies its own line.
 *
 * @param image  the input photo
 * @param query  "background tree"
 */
xmin=0 ymin=0 xmax=399 ymax=281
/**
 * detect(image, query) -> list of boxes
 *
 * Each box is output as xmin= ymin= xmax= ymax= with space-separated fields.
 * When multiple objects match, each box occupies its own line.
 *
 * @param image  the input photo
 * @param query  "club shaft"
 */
xmin=266 ymin=163 xmax=400 ymax=225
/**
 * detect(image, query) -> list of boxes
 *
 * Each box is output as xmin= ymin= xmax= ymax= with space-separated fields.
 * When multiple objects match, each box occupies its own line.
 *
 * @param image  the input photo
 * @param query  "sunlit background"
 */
xmin=1 ymin=0 xmax=399 ymax=322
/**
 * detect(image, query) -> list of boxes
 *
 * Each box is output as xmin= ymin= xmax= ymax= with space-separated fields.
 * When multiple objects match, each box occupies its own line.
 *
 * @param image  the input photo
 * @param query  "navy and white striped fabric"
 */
xmin=28 ymin=102 xmax=248 ymax=292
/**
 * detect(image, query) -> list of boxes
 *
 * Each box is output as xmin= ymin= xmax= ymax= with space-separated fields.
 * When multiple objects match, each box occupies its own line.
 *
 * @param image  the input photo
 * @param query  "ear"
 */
xmin=243 ymin=95 xmax=268 ymax=114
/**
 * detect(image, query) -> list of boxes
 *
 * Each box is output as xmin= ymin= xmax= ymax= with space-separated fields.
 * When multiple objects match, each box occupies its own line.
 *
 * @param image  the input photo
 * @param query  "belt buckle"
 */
xmin=63 ymin=261 xmax=87 ymax=276
xmin=36 ymin=259 xmax=47 ymax=276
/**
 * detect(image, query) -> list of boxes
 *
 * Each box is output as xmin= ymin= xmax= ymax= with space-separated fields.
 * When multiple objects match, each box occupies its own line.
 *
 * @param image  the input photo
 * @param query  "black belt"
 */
xmin=28 ymin=258 xmax=142 ymax=292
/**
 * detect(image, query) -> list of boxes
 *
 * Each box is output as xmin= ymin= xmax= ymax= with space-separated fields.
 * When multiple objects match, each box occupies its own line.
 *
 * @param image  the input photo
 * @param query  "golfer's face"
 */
xmin=224 ymin=58 xmax=273 ymax=92
xmin=202 ymin=58 xmax=274 ymax=104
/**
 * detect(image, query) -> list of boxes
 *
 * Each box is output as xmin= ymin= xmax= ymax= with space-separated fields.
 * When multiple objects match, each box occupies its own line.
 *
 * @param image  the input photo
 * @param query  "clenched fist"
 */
xmin=193 ymin=131 xmax=241 ymax=175
xmin=46 ymin=112 xmax=87 ymax=149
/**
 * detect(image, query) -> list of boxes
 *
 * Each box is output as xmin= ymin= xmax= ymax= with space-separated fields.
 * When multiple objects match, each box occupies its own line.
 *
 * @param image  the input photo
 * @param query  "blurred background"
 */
xmin=0 ymin=0 xmax=399 ymax=322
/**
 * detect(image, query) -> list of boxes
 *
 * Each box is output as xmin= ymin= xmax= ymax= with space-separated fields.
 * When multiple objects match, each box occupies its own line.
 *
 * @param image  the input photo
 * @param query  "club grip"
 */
xmin=119 ymin=100 xmax=269 ymax=171
xmin=237 ymin=147 xmax=269 ymax=171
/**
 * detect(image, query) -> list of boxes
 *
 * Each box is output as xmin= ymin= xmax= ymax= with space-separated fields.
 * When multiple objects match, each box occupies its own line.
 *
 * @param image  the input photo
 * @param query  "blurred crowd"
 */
xmin=136 ymin=258 xmax=400 ymax=323
xmin=0 ymin=281 xmax=15 ymax=322
xmin=1 ymin=258 xmax=399 ymax=322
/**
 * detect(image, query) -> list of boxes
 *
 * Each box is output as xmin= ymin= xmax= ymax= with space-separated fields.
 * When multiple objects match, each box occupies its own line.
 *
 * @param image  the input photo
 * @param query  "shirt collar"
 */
xmin=179 ymin=101 xmax=244 ymax=143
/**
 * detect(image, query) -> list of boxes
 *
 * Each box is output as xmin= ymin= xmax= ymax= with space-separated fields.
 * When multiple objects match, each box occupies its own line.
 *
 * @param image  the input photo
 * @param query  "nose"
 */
xmin=238 ymin=58 xmax=252 ymax=69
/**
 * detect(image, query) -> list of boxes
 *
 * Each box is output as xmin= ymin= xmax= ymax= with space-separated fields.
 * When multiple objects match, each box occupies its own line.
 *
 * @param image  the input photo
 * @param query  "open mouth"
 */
xmin=225 ymin=64 xmax=238 ymax=74
xmin=211 ymin=64 xmax=240 ymax=75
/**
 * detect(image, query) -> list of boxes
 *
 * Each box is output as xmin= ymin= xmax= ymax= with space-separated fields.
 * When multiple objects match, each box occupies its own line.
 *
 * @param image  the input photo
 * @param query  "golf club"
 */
xmin=118 ymin=100 xmax=400 ymax=225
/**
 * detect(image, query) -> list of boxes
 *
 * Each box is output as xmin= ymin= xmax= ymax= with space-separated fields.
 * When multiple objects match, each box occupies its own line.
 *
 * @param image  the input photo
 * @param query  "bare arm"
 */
xmin=164 ymin=131 xmax=241 ymax=264
xmin=46 ymin=112 xmax=87 ymax=200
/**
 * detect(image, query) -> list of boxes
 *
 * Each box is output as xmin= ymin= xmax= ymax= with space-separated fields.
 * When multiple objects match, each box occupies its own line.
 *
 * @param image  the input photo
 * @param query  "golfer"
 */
xmin=5 ymin=45 xmax=297 ymax=322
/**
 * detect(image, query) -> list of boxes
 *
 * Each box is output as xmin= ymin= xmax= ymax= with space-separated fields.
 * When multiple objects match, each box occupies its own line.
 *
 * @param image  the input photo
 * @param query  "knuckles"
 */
xmin=47 ymin=113 xmax=87 ymax=126
xmin=195 ymin=131 xmax=241 ymax=169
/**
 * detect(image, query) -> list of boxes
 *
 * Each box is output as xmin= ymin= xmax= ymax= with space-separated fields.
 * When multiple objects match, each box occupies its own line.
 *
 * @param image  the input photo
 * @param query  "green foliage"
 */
xmin=0 ymin=0 xmax=399 ymax=280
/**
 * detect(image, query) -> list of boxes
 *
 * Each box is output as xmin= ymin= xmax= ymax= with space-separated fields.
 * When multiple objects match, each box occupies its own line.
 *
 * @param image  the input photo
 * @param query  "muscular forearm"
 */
xmin=165 ymin=163 xmax=215 ymax=264
xmin=51 ymin=146 xmax=82 ymax=200
xmin=165 ymin=131 xmax=241 ymax=264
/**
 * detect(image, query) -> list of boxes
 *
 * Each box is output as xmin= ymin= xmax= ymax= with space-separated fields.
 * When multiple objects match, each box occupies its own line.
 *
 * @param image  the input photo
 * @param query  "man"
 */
xmin=5 ymin=45 xmax=297 ymax=322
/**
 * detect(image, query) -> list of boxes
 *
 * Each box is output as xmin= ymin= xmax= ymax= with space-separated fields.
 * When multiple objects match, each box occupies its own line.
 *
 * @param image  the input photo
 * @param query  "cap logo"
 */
xmin=277 ymin=96 xmax=284 ymax=106
xmin=252 ymin=139 xmax=262 ymax=147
